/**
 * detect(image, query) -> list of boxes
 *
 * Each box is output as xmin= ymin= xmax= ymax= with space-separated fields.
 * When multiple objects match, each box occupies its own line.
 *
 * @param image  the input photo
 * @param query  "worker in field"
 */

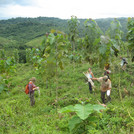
xmin=83 ymin=68 xmax=95 ymax=93
xmin=28 ymin=77 xmax=40 ymax=106
xmin=120 ymin=57 xmax=128 ymax=70
xmin=92 ymin=75 xmax=111 ymax=104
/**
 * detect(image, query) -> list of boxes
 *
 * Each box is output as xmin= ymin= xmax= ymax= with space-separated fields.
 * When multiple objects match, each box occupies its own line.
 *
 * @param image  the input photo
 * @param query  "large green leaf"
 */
xmin=48 ymin=33 xmax=55 ymax=45
xmin=110 ymin=39 xmax=120 ymax=51
xmin=69 ymin=115 xmax=82 ymax=132
xmin=92 ymin=104 xmax=106 ymax=113
xmin=58 ymin=105 xmax=75 ymax=113
xmin=74 ymin=104 xmax=93 ymax=120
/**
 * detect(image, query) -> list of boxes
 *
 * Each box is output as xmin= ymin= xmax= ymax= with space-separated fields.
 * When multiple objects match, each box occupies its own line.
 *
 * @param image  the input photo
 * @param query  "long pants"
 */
xmin=29 ymin=92 xmax=35 ymax=106
xmin=101 ymin=91 xmax=111 ymax=104
xmin=88 ymin=82 xmax=92 ymax=93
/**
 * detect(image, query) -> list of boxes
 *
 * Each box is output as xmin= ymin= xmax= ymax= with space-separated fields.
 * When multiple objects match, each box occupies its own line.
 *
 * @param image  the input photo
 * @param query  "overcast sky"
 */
xmin=0 ymin=0 xmax=134 ymax=20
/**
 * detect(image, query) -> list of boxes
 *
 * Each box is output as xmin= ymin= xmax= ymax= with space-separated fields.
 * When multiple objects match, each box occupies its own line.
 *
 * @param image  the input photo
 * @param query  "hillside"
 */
xmin=0 ymin=58 xmax=134 ymax=133
xmin=0 ymin=17 xmax=133 ymax=133
xmin=0 ymin=17 xmax=128 ymax=45
xmin=25 ymin=36 xmax=45 ymax=48
xmin=0 ymin=36 xmax=18 ymax=49
xmin=0 ymin=17 xmax=68 ymax=43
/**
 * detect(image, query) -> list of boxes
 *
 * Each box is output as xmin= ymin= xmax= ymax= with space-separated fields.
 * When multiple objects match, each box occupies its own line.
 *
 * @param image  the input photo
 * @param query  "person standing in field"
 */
xmin=83 ymin=68 xmax=95 ymax=93
xmin=120 ymin=57 xmax=128 ymax=70
xmin=92 ymin=75 xmax=111 ymax=104
xmin=29 ymin=77 xmax=39 ymax=106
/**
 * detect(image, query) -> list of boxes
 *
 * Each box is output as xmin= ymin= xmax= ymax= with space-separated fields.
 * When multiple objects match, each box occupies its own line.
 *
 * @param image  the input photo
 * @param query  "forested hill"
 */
xmin=0 ymin=16 xmax=134 ymax=133
xmin=0 ymin=17 xmax=127 ymax=43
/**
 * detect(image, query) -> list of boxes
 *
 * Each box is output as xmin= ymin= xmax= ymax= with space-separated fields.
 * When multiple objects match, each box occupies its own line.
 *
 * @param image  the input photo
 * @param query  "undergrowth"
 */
xmin=0 ymin=59 xmax=134 ymax=134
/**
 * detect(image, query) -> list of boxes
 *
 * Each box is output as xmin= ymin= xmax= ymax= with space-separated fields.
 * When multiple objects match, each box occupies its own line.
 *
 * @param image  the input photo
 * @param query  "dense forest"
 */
xmin=0 ymin=16 xmax=134 ymax=134
xmin=0 ymin=17 xmax=128 ymax=62
xmin=0 ymin=17 xmax=127 ymax=42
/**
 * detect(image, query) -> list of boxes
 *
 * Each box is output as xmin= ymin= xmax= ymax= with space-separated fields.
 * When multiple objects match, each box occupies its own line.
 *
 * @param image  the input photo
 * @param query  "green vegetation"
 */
xmin=25 ymin=36 xmax=45 ymax=48
xmin=0 ymin=16 xmax=134 ymax=134
xmin=0 ymin=60 xmax=134 ymax=134
xmin=127 ymin=17 xmax=134 ymax=62
xmin=0 ymin=37 xmax=18 ymax=49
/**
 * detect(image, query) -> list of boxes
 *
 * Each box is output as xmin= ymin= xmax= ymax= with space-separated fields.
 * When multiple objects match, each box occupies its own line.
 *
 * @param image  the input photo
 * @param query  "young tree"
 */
xmin=83 ymin=19 xmax=103 ymax=64
xmin=84 ymin=19 xmax=103 ymax=52
xmin=68 ymin=16 xmax=80 ymax=51
xmin=106 ymin=18 xmax=123 ymax=56
xmin=98 ymin=19 xmax=122 ymax=67
xmin=127 ymin=17 xmax=134 ymax=62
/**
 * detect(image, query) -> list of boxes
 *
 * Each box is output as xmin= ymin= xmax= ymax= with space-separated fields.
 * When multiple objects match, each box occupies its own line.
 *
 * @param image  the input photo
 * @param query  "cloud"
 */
xmin=0 ymin=0 xmax=36 ymax=6
xmin=0 ymin=0 xmax=134 ymax=20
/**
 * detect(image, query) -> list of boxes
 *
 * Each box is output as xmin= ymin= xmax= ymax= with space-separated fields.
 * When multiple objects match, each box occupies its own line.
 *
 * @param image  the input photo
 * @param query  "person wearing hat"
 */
xmin=92 ymin=75 xmax=111 ymax=104
xmin=29 ymin=77 xmax=39 ymax=106
xmin=104 ymin=66 xmax=111 ymax=79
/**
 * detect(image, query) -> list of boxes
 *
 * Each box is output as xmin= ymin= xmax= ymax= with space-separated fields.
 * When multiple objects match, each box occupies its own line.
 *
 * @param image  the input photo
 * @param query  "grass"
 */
xmin=0 ymin=59 xmax=134 ymax=133
xmin=25 ymin=36 xmax=45 ymax=48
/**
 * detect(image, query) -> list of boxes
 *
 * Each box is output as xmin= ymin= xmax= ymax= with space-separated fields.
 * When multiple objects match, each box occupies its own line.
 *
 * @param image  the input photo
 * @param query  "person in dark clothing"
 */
xmin=29 ymin=77 xmax=39 ymax=106
xmin=88 ymin=68 xmax=95 ymax=93
xmin=120 ymin=57 xmax=128 ymax=70
xmin=83 ymin=68 xmax=95 ymax=93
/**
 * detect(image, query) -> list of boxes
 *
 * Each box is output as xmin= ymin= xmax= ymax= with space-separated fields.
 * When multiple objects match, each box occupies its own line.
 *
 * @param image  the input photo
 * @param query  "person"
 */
xmin=92 ymin=75 xmax=111 ymax=104
xmin=83 ymin=68 xmax=94 ymax=93
xmin=104 ymin=66 xmax=111 ymax=79
xmin=120 ymin=57 xmax=128 ymax=70
xmin=28 ymin=77 xmax=39 ymax=106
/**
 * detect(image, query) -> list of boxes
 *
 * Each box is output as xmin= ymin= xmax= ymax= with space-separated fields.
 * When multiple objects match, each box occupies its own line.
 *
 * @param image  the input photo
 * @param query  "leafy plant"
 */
xmin=127 ymin=17 xmax=134 ymax=62
xmin=0 ymin=75 xmax=10 ymax=94
xmin=59 ymin=103 xmax=105 ymax=133
xmin=68 ymin=16 xmax=80 ymax=51
xmin=84 ymin=19 xmax=102 ymax=52
xmin=98 ymin=19 xmax=123 ymax=67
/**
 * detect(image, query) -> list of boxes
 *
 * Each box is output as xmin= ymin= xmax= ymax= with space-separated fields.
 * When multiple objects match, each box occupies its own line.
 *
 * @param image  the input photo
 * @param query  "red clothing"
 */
xmin=28 ymin=81 xmax=36 ymax=94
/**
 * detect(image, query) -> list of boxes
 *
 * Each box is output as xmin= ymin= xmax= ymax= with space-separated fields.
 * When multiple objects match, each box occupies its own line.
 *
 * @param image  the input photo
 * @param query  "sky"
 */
xmin=0 ymin=0 xmax=134 ymax=20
